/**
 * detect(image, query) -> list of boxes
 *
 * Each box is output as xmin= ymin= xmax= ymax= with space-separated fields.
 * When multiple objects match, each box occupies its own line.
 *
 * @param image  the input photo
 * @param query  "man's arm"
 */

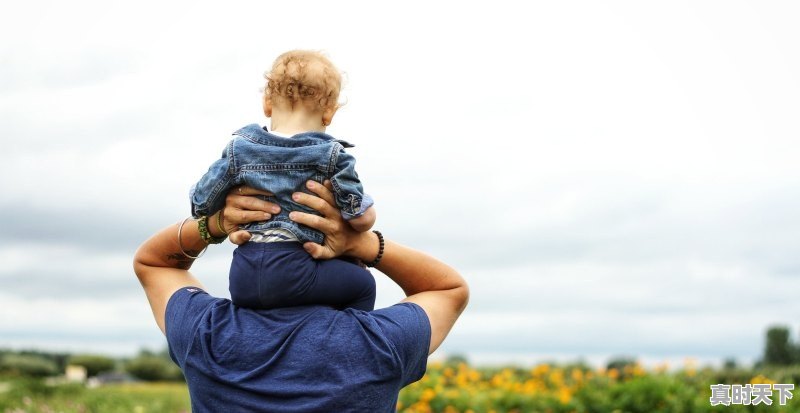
xmin=290 ymin=181 xmax=469 ymax=354
xmin=133 ymin=187 xmax=279 ymax=334
xmin=374 ymin=241 xmax=467 ymax=355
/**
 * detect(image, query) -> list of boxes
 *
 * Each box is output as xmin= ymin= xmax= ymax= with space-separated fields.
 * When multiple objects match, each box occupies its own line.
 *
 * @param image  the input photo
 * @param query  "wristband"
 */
xmin=198 ymin=215 xmax=226 ymax=244
xmin=365 ymin=230 xmax=384 ymax=268
xmin=178 ymin=217 xmax=208 ymax=259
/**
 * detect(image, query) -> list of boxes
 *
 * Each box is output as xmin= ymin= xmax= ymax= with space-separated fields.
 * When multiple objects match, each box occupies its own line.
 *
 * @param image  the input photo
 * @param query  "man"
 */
xmin=133 ymin=181 xmax=469 ymax=412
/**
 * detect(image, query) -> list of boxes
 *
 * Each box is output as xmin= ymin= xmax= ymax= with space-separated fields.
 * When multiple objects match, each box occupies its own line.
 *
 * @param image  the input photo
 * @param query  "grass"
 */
xmin=2 ymin=363 xmax=799 ymax=412
xmin=0 ymin=378 xmax=190 ymax=413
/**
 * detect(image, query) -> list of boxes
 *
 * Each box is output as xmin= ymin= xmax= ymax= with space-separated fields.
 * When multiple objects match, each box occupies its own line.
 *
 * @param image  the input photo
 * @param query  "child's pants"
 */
xmin=228 ymin=241 xmax=376 ymax=311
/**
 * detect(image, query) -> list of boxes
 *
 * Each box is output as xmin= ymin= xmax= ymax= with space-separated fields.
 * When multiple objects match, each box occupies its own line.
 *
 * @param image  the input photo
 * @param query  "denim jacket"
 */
xmin=190 ymin=124 xmax=373 ymax=244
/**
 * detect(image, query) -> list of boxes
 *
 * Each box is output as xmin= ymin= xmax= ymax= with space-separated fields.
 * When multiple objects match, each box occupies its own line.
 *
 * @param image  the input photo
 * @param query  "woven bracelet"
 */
xmin=198 ymin=215 xmax=226 ymax=244
xmin=365 ymin=230 xmax=385 ymax=268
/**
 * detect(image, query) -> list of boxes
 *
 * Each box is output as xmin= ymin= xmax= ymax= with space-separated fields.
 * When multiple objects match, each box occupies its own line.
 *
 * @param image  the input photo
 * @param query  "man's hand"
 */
xmin=289 ymin=180 xmax=365 ymax=259
xmin=220 ymin=186 xmax=281 ymax=244
xmin=290 ymin=180 xmax=469 ymax=354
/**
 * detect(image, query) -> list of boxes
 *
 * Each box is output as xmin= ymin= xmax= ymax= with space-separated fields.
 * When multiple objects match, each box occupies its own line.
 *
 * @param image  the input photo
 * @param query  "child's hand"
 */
xmin=348 ymin=206 xmax=376 ymax=232
xmin=221 ymin=186 xmax=281 ymax=244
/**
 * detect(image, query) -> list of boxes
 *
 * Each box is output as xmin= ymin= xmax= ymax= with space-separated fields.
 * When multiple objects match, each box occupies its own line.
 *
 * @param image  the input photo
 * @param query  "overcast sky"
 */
xmin=1 ymin=0 xmax=799 ymax=368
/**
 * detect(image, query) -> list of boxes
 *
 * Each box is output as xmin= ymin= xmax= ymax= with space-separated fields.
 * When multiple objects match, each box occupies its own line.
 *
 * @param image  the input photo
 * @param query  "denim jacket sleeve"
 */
xmin=189 ymin=141 xmax=236 ymax=218
xmin=330 ymin=147 xmax=374 ymax=220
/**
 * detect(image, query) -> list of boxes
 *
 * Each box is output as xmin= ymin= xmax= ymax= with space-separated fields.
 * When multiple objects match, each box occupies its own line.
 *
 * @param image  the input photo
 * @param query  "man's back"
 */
xmin=166 ymin=287 xmax=430 ymax=412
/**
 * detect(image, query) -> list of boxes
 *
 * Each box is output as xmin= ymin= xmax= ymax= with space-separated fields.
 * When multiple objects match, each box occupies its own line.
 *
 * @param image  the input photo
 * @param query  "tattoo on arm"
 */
xmin=166 ymin=252 xmax=199 ymax=270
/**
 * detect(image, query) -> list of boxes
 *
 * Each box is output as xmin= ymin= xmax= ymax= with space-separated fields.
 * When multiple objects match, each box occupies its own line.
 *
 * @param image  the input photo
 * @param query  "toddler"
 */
xmin=190 ymin=50 xmax=376 ymax=311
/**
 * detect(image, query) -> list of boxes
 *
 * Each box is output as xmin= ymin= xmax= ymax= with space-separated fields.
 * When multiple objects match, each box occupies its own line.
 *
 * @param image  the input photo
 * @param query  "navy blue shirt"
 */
xmin=166 ymin=288 xmax=430 ymax=412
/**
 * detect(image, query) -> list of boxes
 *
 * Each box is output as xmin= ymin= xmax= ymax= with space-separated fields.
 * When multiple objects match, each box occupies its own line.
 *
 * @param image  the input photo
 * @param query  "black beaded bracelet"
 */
xmin=365 ymin=230 xmax=384 ymax=268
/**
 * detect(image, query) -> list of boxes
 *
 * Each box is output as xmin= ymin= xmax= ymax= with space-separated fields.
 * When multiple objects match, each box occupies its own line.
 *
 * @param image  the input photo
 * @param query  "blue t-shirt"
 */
xmin=166 ymin=287 xmax=431 ymax=412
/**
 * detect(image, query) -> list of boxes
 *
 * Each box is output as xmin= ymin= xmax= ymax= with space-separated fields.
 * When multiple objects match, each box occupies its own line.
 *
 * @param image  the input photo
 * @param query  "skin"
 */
xmin=133 ymin=181 xmax=468 ymax=354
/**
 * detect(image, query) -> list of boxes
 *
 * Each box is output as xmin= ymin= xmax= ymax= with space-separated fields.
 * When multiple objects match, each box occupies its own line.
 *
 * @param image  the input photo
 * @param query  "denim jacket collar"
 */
xmin=234 ymin=124 xmax=354 ymax=148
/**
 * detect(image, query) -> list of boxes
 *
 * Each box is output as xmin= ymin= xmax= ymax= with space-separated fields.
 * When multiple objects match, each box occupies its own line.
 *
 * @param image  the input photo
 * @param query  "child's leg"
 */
xmin=229 ymin=242 xmax=376 ymax=311
xmin=228 ymin=241 xmax=267 ymax=308
xmin=306 ymin=257 xmax=376 ymax=311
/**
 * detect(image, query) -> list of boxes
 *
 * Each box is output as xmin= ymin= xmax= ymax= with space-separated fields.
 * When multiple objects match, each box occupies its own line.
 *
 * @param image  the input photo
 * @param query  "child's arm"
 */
xmin=191 ymin=141 xmax=236 ymax=217
xmin=330 ymin=147 xmax=375 ymax=224
xmin=348 ymin=205 xmax=376 ymax=232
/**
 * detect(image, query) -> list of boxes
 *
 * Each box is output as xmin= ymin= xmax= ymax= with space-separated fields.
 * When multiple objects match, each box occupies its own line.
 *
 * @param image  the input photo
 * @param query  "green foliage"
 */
xmin=723 ymin=357 xmax=738 ymax=369
xmin=444 ymin=354 xmax=469 ymax=366
xmin=765 ymin=325 xmax=796 ymax=366
xmin=125 ymin=356 xmax=183 ymax=382
xmin=0 ymin=379 xmax=189 ymax=412
xmin=0 ymin=354 xmax=59 ymax=377
xmin=1 ymin=363 xmax=800 ymax=412
xmin=69 ymin=354 xmax=116 ymax=377
xmin=606 ymin=355 xmax=637 ymax=371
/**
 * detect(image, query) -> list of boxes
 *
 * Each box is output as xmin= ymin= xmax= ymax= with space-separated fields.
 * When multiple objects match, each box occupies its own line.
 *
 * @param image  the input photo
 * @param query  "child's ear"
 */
xmin=262 ymin=96 xmax=273 ymax=118
xmin=322 ymin=106 xmax=338 ymax=126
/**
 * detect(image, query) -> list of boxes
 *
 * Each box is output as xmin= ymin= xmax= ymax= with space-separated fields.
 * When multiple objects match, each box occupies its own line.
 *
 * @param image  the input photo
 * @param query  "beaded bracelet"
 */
xmin=198 ymin=215 xmax=226 ymax=244
xmin=365 ymin=230 xmax=385 ymax=268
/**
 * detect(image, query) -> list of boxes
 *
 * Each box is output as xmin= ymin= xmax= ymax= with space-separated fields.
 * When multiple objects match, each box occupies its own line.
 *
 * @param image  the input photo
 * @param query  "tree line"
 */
xmin=762 ymin=325 xmax=800 ymax=366
xmin=0 ymin=348 xmax=183 ymax=382
xmin=2 ymin=325 xmax=799 ymax=381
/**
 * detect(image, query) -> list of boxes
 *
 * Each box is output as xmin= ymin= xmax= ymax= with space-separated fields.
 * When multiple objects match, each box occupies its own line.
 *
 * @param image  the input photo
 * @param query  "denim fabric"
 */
xmin=190 ymin=124 xmax=373 ymax=244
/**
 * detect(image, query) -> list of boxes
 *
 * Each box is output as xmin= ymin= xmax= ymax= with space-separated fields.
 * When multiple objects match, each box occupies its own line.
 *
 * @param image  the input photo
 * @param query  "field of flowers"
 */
xmin=1 ymin=362 xmax=799 ymax=412
xmin=399 ymin=361 xmax=800 ymax=413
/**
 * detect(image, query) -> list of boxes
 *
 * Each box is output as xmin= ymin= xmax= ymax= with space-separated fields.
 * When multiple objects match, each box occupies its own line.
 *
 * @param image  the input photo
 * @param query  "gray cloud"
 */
xmin=0 ymin=204 xmax=158 ymax=253
xmin=2 ymin=0 xmax=800 ymax=363
xmin=0 ymin=268 xmax=140 ymax=300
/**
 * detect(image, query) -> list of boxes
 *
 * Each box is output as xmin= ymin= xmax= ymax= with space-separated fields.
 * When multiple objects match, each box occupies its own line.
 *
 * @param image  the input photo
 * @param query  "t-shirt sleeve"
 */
xmin=165 ymin=287 xmax=219 ymax=367
xmin=370 ymin=302 xmax=431 ymax=386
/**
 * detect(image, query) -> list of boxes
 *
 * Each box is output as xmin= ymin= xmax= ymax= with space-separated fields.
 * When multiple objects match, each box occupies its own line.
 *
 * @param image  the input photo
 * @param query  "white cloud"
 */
xmin=1 ymin=0 xmax=799 ymax=363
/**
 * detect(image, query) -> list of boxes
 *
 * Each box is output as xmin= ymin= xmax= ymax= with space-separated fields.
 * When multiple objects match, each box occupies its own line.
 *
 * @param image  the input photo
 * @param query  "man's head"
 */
xmin=263 ymin=50 xmax=342 ymax=128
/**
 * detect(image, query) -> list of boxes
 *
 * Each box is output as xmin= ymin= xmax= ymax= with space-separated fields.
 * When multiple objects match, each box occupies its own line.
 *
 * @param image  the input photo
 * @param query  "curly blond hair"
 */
xmin=264 ymin=50 xmax=341 ymax=111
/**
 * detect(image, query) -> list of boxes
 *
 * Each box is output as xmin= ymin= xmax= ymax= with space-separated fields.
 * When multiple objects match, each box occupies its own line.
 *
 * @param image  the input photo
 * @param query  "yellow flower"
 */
xmin=750 ymin=375 xmax=776 ymax=385
xmin=558 ymin=386 xmax=572 ymax=404
xmin=532 ymin=364 xmax=550 ymax=377
xmin=549 ymin=369 xmax=565 ymax=386
xmin=570 ymin=368 xmax=584 ymax=383
xmin=607 ymin=368 xmax=619 ymax=380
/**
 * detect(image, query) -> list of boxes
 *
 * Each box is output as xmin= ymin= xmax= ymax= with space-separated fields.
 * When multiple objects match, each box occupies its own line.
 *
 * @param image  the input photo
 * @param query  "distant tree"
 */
xmin=606 ymin=356 xmax=637 ymax=371
xmin=69 ymin=354 xmax=116 ymax=377
xmin=138 ymin=348 xmax=157 ymax=357
xmin=444 ymin=354 xmax=469 ymax=366
xmin=764 ymin=326 xmax=794 ymax=365
xmin=794 ymin=341 xmax=800 ymax=365
xmin=563 ymin=359 xmax=592 ymax=372
xmin=13 ymin=350 xmax=70 ymax=373
xmin=0 ymin=354 xmax=58 ymax=377
xmin=126 ymin=355 xmax=183 ymax=381
xmin=723 ymin=357 xmax=737 ymax=369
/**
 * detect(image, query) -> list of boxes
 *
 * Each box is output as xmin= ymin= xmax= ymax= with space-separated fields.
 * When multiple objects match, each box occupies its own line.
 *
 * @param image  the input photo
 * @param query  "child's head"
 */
xmin=263 ymin=50 xmax=342 ymax=128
